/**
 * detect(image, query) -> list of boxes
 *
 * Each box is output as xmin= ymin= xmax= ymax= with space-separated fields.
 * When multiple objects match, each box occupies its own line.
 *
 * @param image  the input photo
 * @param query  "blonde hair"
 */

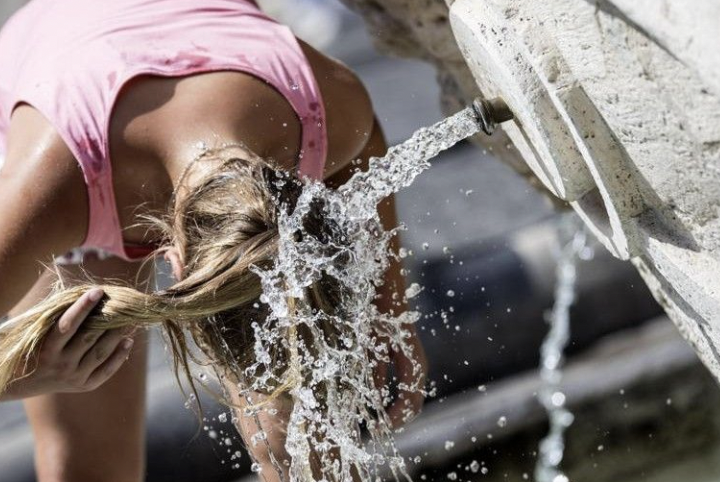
xmin=0 ymin=148 xmax=344 ymax=400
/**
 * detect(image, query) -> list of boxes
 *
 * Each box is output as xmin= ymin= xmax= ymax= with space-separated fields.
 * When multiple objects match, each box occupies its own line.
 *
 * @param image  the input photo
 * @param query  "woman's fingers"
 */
xmin=84 ymin=337 xmax=134 ymax=390
xmin=373 ymin=359 xmax=389 ymax=392
xmin=63 ymin=327 xmax=107 ymax=364
xmin=46 ymin=288 xmax=104 ymax=351
xmin=387 ymin=355 xmax=424 ymax=428
xmin=372 ymin=333 xmax=390 ymax=391
xmin=388 ymin=391 xmax=424 ymax=428
xmin=387 ymin=329 xmax=428 ymax=429
xmin=77 ymin=328 xmax=132 ymax=376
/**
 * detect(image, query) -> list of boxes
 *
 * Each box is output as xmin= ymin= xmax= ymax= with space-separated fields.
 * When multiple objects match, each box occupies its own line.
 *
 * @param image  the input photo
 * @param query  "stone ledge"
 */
xmin=396 ymin=317 xmax=719 ymax=481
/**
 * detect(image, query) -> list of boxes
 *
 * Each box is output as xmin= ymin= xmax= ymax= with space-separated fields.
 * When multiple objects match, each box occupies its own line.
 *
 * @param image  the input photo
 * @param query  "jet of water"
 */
xmin=535 ymin=214 xmax=589 ymax=482
xmin=236 ymin=107 xmax=483 ymax=481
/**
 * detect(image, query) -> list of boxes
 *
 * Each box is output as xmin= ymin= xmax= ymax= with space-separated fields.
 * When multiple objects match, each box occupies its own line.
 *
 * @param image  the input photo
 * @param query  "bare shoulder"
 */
xmin=297 ymin=40 xmax=375 ymax=177
xmin=0 ymin=105 xmax=88 ymax=313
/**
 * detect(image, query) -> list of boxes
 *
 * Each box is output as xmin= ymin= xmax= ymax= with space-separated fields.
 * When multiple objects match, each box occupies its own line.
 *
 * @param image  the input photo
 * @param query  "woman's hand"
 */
xmin=388 ymin=324 xmax=427 ymax=428
xmin=374 ymin=324 xmax=428 ymax=429
xmin=0 ymin=288 xmax=135 ymax=401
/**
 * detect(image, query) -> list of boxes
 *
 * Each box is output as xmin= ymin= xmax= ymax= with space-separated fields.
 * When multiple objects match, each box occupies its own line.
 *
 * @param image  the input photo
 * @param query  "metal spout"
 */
xmin=472 ymin=96 xmax=514 ymax=135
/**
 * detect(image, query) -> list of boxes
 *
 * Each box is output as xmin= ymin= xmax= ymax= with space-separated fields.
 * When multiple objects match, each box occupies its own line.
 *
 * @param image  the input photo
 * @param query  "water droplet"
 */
xmin=497 ymin=416 xmax=507 ymax=427
xmin=405 ymin=283 xmax=422 ymax=299
xmin=446 ymin=290 xmax=455 ymax=297
xmin=183 ymin=393 xmax=197 ymax=410
xmin=251 ymin=431 xmax=267 ymax=446
xmin=444 ymin=440 xmax=455 ymax=451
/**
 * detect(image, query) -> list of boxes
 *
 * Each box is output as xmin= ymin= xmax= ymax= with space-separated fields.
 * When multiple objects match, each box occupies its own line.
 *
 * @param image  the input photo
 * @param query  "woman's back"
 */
xmin=0 ymin=0 xmax=332 ymax=259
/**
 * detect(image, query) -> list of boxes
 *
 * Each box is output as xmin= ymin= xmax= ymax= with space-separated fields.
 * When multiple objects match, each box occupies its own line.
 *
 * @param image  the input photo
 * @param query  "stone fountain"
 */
xmin=342 ymin=0 xmax=720 ymax=382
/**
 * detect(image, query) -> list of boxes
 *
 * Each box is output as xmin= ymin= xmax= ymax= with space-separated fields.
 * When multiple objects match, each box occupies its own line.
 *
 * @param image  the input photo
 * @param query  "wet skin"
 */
xmin=0 ymin=39 xmax=426 ymax=481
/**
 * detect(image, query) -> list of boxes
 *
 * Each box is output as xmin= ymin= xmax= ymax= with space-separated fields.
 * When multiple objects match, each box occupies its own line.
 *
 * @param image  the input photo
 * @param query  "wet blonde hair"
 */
xmin=0 ymin=147 xmax=345 ymax=400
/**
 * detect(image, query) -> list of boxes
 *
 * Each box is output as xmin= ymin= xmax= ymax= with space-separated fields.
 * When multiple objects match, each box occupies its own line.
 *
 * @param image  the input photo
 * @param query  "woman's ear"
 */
xmin=163 ymin=247 xmax=185 ymax=281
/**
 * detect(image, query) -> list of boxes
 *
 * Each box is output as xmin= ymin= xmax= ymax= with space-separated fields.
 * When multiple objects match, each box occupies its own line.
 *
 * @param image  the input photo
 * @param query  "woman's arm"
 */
xmin=0 ymin=106 xmax=87 ymax=315
xmin=0 ymin=106 xmax=135 ymax=400
xmin=327 ymin=117 xmax=428 ymax=427
xmin=12 ymin=255 xmax=149 ymax=481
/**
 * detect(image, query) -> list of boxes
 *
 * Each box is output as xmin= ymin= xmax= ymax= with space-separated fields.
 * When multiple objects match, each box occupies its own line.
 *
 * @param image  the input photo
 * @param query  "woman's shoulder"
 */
xmin=0 ymin=105 xmax=89 ymax=259
xmin=297 ymin=40 xmax=375 ymax=177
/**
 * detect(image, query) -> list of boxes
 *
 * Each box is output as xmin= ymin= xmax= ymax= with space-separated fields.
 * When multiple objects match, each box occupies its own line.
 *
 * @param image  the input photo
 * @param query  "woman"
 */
xmin=0 ymin=1 xmax=427 ymax=480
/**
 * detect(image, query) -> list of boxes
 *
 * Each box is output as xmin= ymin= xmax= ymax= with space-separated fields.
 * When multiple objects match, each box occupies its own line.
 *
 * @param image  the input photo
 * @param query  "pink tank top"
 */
xmin=0 ymin=0 xmax=328 ymax=261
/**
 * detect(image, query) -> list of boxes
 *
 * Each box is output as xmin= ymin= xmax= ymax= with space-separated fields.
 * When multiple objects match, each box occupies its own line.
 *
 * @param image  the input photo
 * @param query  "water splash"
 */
xmin=233 ymin=107 xmax=481 ymax=481
xmin=535 ymin=214 xmax=588 ymax=482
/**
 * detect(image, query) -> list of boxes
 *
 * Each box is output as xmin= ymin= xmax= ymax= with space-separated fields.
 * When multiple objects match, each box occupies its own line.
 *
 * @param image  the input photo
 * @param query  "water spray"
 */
xmin=223 ymin=96 xmax=514 ymax=481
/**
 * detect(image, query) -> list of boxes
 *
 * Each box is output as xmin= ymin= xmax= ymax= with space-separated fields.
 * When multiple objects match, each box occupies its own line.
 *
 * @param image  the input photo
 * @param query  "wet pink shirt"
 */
xmin=0 ymin=0 xmax=328 ymax=261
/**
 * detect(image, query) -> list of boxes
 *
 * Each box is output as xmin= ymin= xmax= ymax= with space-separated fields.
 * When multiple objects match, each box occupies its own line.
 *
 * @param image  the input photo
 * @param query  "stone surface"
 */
xmin=447 ymin=0 xmax=720 ymax=383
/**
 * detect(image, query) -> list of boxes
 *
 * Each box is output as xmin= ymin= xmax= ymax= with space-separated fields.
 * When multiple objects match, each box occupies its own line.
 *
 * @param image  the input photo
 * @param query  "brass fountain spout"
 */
xmin=472 ymin=96 xmax=514 ymax=135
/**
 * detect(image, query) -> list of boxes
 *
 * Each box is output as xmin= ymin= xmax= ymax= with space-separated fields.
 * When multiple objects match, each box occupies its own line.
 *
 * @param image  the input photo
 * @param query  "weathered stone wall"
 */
xmin=448 ymin=0 xmax=720 ymax=382
xmin=343 ymin=0 xmax=720 ymax=382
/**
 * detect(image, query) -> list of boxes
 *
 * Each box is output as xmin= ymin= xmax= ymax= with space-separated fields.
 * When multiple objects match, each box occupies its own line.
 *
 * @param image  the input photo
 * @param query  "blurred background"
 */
xmin=2 ymin=1 xmax=720 ymax=481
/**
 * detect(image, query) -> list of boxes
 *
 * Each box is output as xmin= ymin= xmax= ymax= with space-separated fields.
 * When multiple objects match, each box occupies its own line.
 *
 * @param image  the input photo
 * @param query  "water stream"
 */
xmin=535 ymin=214 xmax=588 ymax=482
xmin=228 ymin=106 xmax=483 ymax=481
